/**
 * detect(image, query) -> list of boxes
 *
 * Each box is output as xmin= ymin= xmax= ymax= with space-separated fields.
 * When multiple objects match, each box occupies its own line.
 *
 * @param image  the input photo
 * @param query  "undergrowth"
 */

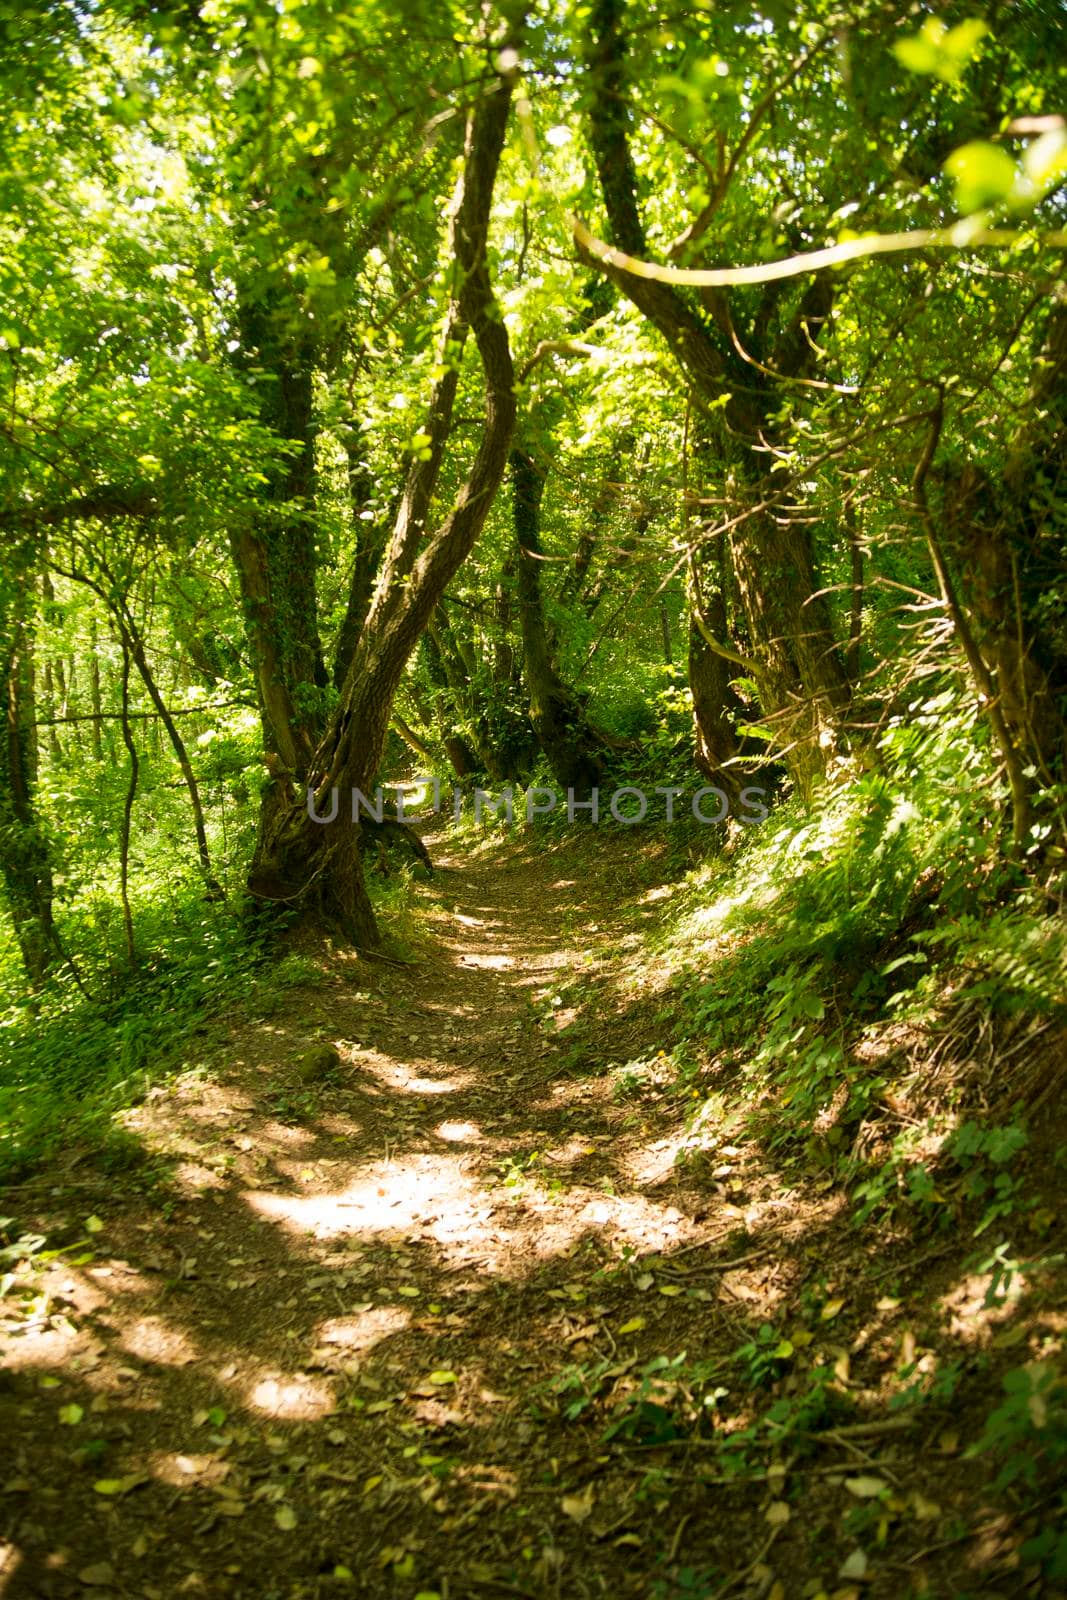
xmin=0 ymin=860 xmax=421 ymax=1182
xmin=655 ymin=691 xmax=1066 ymax=1158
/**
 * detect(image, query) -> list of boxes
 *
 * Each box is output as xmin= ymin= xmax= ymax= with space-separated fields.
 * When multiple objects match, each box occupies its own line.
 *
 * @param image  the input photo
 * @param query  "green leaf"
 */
xmin=894 ymin=18 xmax=987 ymax=83
xmin=58 ymin=1403 xmax=84 ymax=1426
xmin=944 ymin=142 xmax=1018 ymax=212
xmin=92 ymin=1474 xmax=146 ymax=1496
xmin=844 ymin=1475 xmax=889 ymax=1498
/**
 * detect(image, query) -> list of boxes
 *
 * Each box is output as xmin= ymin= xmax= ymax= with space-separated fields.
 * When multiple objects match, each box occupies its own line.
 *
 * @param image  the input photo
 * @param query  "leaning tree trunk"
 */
xmin=57 ymin=550 xmax=223 ymax=898
xmin=247 ymin=53 xmax=521 ymax=947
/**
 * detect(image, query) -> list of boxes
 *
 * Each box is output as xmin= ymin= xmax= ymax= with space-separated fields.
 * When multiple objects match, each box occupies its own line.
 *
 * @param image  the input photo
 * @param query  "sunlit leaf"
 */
xmin=844 ymin=1476 xmax=889 ymax=1498
xmin=944 ymin=141 xmax=1017 ymax=212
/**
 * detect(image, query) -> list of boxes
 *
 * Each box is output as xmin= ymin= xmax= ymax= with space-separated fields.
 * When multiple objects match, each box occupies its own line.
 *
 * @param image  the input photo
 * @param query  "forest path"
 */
xmin=0 ymin=827 xmax=999 ymax=1599
xmin=5 ymin=825 xmax=764 ymax=1599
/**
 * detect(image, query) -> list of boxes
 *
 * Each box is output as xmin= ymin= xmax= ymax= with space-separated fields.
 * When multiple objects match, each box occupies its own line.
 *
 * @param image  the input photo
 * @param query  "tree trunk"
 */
xmin=512 ymin=446 xmax=607 ymax=794
xmin=247 ymin=54 xmax=522 ymax=946
xmin=61 ymin=553 xmax=223 ymax=898
xmin=230 ymin=296 xmax=328 ymax=781
xmin=0 ymin=582 xmax=55 ymax=986
xmin=117 ymin=637 xmax=139 ymax=965
xmin=942 ymin=300 xmax=1067 ymax=847
xmin=582 ymin=0 xmax=850 ymax=791
xmin=333 ymin=441 xmax=400 ymax=691
xmin=122 ymin=620 xmax=221 ymax=896
xmin=845 ymin=502 xmax=864 ymax=684
xmin=89 ymin=617 xmax=103 ymax=760
xmin=428 ymin=606 xmax=536 ymax=783
xmin=688 ymin=598 xmax=743 ymax=796
xmin=420 ymin=627 xmax=483 ymax=779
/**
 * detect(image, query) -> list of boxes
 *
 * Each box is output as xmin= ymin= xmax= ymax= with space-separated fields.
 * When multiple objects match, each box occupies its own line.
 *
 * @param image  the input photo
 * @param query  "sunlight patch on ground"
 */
xmin=0 ymin=1320 xmax=86 ymax=1372
xmin=246 ymin=1371 xmax=335 ymax=1419
xmin=361 ymin=1056 xmax=473 ymax=1095
xmin=434 ymin=1120 xmax=483 ymax=1142
xmin=85 ymin=1261 xmax=154 ymax=1296
xmin=120 ymin=1316 xmax=200 ymax=1368
xmin=172 ymin=1161 xmax=227 ymax=1192
xmin=315 ymin=1305 xmax=410 ymax=1354
xmin=152 ymin=1451 xmax=233 ymax=1489
xmin=245 ymin=1154 xmax=484 ymax=1244
xmin=316 ymin=1113 xmax=367 ymax=1138
xmin=458 ymin=952 xmax=514 ymax=969
xmin=622 ymin=1131 xmax=690 ymax=1187
xmin=543 ymin=1135 xmax=599 ymax=1166
xmin=503 ymin=1181 xmax=694 ymax=1260
xmin=245 ymin=1152 xmax=699 ymax=1273
xmin=256 ymin=1121 xmax=317 ymax=1146
xmin=940 ymin=1267 xmax=1029 ymax=1343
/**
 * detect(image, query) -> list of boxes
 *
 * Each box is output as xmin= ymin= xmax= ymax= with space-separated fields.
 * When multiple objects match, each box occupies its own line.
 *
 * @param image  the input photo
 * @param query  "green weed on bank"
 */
xmin=655 ymin=692 xmax=1066 ymax=1153
xmin=0 ymin=892 xmax=314 ymax=1183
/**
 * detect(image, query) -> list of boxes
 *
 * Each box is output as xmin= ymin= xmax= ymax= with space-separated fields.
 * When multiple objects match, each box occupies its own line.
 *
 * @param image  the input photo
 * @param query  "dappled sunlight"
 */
xmin=360 ymin=1054 xmax=474 ymax=1096
xmin=245 ymin=1371 xmax=335 ymax=1420
xmin=434 ymin=1119 xmax=483 ymax=1142
xmin=562 ymin=1189 xmax=689 ymax=1253
xmin=151 ymin=1450 xmax=234 ymax=1489
xmin=314 ymin=1305 xmax=411 ymax=1354
xmin=622 ymin=1130 xmax=691 ymax=1187
xmin=244 ymin=1154 xmax=483 ymax=1245
xmin=254 ymin=1121 xmax=318 ymax=1146
xmin=172 ymin=1159 xmax=227 ymax=1192
xmin=315 ymin=1111 xmax=368 ymax=1139
xmin=0 ymin=1318 xmax=86 ymax=1372
xmin=120 ymin=1315 xmax=201 ymax=1369
xmin=4 ymin=820 xmax=1062 ymax=1597
xmin=940 ymin=1267 xmax=1029 ymax=1344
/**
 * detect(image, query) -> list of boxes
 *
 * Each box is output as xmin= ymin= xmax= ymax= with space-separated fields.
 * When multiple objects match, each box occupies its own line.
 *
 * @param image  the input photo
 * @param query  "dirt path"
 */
xmin=0 ymin=829 xmax=1056 ymax=1598
xmin=2 ymin=830 xmax=724 ymax=1599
